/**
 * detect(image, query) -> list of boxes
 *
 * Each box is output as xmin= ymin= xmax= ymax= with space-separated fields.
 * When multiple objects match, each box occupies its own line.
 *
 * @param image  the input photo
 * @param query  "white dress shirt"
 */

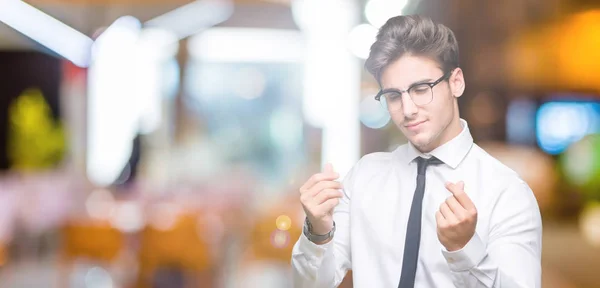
xmin=292 ymin=119 xmax=542 ymax=288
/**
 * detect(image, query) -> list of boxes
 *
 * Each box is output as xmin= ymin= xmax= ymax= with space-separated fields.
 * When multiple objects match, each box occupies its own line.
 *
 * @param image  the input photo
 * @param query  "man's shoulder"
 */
xmin=469 ymin=144 xmax=528 ymax=188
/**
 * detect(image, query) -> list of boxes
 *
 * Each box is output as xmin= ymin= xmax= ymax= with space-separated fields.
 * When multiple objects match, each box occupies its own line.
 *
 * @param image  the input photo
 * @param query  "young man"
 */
xmin=291 ymin=15 xmax=542 ymax=288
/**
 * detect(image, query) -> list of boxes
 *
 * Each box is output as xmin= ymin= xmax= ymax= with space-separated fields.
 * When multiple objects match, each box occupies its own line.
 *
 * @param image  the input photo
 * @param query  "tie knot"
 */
xmin=416 ymin=156 xmax=443 ymax=175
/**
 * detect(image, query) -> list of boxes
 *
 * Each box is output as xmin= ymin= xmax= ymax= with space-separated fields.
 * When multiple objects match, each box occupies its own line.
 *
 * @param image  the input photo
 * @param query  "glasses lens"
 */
xmin=379 ymin=91 xmax=403 ymax=112
xmin=408 ymin=84 xmax=433 ymax=106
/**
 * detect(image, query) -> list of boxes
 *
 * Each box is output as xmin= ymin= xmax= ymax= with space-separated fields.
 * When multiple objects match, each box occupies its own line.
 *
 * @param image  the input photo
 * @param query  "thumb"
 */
xmin=458 ymin=181 xmax=465 ymax=191
xmin=324 ymin=163 xmax=334 ymax=174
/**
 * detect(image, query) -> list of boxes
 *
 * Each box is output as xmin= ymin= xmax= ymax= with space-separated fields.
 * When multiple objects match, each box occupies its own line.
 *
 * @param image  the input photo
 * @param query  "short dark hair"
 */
xmin=365 ymin=15 xmax=459 ymax=84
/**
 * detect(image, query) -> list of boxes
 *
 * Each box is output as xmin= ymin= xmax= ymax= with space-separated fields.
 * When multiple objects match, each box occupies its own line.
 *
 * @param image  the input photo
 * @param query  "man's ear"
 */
xmin=450 ymin=68 xmax=465 ymax=98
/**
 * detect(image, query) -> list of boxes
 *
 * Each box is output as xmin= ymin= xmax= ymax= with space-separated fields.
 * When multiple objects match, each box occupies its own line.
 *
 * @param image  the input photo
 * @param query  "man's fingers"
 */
xmin=307 ymin=180 xmax=342 ymax=197
xmin=321 ymin=197 xmax=341 ymax=213
xmin=439 ymin=202 xmax=457 ymax=223
xmin=300 ymin=172 xmax=339 ymax=193
xmin=435 ymin=210 xmax=445 ymax=225
xmin=445 ymin=181 xmax=475 ymax=210
xmin=324 ymin=163 xmax=334 ymax=174
xmin=314 ymin=188 xmax=343 ymax=204
xmin=445 ymin=196 xmax=467 ymax=219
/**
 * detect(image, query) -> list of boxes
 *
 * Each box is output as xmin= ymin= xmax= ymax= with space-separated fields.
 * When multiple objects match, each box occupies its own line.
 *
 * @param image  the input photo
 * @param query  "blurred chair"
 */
xmin=240 ymin=196 xmax=353 ymax=287
xmin=59 ymin=220 xmax=125 ymax=287
xmin=136 ymin=213 xmax=216 ymax=288
xmin=0 ymin=241 xmax=6 ymax=267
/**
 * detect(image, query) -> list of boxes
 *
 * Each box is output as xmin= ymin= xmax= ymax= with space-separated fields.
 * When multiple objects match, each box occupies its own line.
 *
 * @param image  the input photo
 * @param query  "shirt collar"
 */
xmin=404 ymin=119 xmax=474 ymax=169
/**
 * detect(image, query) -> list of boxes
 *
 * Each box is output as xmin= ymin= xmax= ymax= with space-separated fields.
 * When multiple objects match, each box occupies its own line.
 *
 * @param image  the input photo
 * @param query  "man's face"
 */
xmin=380 ymin=54 xmax=463 ymax=152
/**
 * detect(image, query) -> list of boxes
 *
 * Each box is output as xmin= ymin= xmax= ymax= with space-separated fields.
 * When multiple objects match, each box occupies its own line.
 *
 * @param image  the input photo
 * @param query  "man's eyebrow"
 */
xmin=382 ymin=78 xmax=435 ymax=91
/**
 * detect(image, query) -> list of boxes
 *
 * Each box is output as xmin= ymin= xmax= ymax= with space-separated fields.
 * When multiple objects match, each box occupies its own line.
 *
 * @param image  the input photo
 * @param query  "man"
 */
xmin=291 ymin=15 xmax=542 ymax=288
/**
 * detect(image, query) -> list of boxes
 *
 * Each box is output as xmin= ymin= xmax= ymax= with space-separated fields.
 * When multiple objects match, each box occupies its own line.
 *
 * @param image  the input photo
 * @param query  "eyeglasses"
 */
xmin=374 ymin=69 xmax=454 ymax=112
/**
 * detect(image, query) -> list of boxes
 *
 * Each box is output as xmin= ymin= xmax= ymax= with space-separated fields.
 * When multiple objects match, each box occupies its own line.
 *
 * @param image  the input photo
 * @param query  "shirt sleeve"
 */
xmin=291 ymin=162 xmax=359 ymax=288
xmin=441 ymin=178 xmax=542 ymax=288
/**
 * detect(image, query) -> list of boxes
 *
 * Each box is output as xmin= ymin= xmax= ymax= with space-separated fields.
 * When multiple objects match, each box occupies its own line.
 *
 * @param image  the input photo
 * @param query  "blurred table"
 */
xmin=542 ymin=221 xmax=600 ymax=288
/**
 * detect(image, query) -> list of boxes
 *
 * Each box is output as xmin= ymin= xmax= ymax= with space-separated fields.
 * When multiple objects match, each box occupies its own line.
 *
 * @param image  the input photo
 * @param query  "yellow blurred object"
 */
xmin=8 ymin=88 xmax=66 ymax=171
xmin=61 ymin=221 xmax=125 ymax=262
xmin=506 ymin=10 xmax=600 ymax=93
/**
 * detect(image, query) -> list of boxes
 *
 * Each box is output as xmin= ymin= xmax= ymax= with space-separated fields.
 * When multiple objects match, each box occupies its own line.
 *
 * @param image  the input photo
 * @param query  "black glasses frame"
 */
xmin=374 ymin=69 xmax=456 ymax=105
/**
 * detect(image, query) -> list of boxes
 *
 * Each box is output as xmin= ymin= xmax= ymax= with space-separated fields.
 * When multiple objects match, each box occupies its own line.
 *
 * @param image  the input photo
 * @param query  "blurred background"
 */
xmin=0 ymin=0 xmax=599 ymax=287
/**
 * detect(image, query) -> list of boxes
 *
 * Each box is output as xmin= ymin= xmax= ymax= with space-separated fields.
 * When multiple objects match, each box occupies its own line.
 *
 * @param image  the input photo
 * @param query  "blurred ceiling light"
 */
xmin=87 ymin=16 xmax=142 ymax=187
xmin=348 ymin=23 xmax=378 ymax=59
xmin=365 ymin=0 xmax=409 ymax=28
xmin=188 ymin=28 xmax=304 ymax=63
xmin=0 ymin=0 xmax=93 ymax=67
xmin=145 ymin=0 xmax=233 ymax=40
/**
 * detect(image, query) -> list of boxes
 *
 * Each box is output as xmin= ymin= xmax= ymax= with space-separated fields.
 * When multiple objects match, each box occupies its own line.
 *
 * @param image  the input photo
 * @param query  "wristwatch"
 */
xmin=303 ymin=218 xmax=336 ymax=243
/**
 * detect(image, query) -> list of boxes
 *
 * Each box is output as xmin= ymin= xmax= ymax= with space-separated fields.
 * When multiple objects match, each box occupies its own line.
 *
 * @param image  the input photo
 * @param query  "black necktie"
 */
xmin=398 ymin=156 xmax=443 ymax=288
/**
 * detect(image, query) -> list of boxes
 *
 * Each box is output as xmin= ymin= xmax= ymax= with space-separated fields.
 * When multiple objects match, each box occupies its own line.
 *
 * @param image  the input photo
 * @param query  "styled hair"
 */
xmin=365 ymin=15 xmax=459 ymax=84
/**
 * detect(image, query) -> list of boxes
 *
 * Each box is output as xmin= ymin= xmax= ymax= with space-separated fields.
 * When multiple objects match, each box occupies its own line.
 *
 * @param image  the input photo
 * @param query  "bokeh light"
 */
xmin=365 ymin=0 xmax=409 ymax=28
xmin=348 ymin=24 xmax=378 ymax=59
xmin=359 ymin=94 xmax=390 ymax=129
xmin=270 ymin=230 xmax=290 ymax=249
xmin=579 ymin=202 xmax=600 ymax=247
xmin=536 ymin=101 xmax=600 ymax=155
xmin=85 ymin=189 xmax=115 ymax=220
xmin=275 ymin=215 xmax=292 ymax=231
xmin=84 ymin=266 xmax=113 ymax=288
xmin=560 ymin=134 xmax=600 ymax=198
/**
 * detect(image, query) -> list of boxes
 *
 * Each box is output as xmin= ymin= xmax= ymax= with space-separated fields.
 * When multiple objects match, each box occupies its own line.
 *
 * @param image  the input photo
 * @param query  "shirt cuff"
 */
xmin=298 ymin=232 xmax=334 ymax=261
xmin=441 ymin=232 xmax=486 ymax=272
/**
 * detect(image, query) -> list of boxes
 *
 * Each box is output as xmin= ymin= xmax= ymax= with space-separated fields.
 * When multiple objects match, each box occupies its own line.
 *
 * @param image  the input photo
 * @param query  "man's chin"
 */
xmin=408 ymin=134 xmax=432 ymax=150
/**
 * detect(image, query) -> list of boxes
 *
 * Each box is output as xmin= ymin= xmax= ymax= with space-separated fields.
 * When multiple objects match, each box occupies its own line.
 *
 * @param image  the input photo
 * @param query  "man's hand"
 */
xmin=435 ymin=181 xmax=478 ymax=252
xmin=299 ymin=163 xmax=343 ymax=236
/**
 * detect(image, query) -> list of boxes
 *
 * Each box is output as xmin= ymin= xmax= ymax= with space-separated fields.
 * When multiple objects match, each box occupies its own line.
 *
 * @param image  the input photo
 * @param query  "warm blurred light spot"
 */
xmin=275 ymin=215 xmax=292 ymax=231
xmin=580 ymin=202 xmax=600 ymax=247
xmin=506 ymin=10 xmax=600 ymax=92
xmin=270 ymin=230 xmax=290 ymax=249
xmin=480 ymin=142 xmax=557 ymax=212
